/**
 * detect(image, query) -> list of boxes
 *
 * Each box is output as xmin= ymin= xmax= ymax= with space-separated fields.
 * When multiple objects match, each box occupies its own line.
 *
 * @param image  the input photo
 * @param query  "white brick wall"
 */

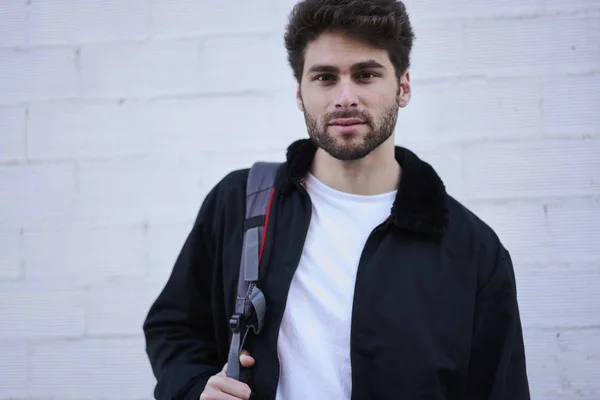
xmin=79 ymin=41 xmax=202 ymax=98
xmin=29 ymin=338 xmax=154 ymax=399
xmin=0 ymin=1 xmax=598 ymax=399
xmin=0 ymin=47 xmax=78 ymax=103
xmin=0 ymin=286 xmax=85 ymax=340
xmin=23 ymin=224 xmax=147 ymax=285
xmin=28 ymin=0 xmax=148 ymax=46
xmin=149 ymin=0 xmax=277 ymax=38
xmin=0 ymin=340 xmax=28 ymax=399
xmin=0 ymin=227 xmax=22 ymax=280
xmin=0 ymin=106 xmax=26 ymax=161
xmin=1 ymin=162 xmax=77 ymax=223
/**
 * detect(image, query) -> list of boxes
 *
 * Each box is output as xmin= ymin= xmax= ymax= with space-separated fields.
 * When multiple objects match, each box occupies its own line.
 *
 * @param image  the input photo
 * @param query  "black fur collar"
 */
xmin=277 ymin=139 xmax=448 ymax=235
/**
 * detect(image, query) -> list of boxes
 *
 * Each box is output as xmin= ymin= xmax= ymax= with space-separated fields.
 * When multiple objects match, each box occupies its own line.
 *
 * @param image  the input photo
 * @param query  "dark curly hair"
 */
xmin=284 ymin=0 xmax=415 ymax=83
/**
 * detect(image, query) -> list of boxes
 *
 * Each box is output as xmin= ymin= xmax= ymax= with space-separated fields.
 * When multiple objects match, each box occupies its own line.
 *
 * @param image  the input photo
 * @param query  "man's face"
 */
xmin=297 ymin=31 xmax=410 ymax=161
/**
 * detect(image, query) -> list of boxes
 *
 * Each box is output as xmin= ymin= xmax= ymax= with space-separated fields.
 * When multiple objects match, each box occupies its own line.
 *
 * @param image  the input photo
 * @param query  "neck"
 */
xmin=309 ymin=137 xmax=401 ymax=196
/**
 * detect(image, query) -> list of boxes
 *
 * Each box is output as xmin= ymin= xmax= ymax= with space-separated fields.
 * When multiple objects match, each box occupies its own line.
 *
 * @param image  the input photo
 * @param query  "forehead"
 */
xmin=303 ymin=31 xmax=392 ymax=72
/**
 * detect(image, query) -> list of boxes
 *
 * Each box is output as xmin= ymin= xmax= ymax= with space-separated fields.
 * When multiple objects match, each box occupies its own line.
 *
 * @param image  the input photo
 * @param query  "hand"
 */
xmin=199 ymin=350 xmax=256 ymax=400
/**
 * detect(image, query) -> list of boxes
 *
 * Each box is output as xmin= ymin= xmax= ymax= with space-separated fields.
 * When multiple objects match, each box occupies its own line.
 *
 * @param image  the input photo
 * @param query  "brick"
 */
xmin=0 ymin=341 xmax=28 ymax=399
xmin=463 ymin=139 xmax=600 ymax=200
xmin=522 ymin=328 xmax=600 ymax=398
xmin=401 ymin=0 xmax=543 ymax=19
xmin=542 ymin=73 xmax=600 ymax=136
xmin=276 ymin=0 xmax=302 ymax=23
xmin=79 ymin=41 xmax=201 ymax=98
xmin=76 ymin=149 xmax=282 ymax=224
xmin=546 ymin=199 xmax=600 ymax=264
xmin=0 ymin=287 xmax=85 ymax=339
xmin=28 ymin=0 xmax=148 ymax=45
xmin=76 ymin=156 xmax=207 ymax=223
xmin=0 ymin=1 xmax=27 ymax=47
xmin=521 ymin=330 xmax=562 ymax=399
xmin=554 ymin=330 xmax=600 ymax=396
xmin=259 ymin=91 xmax=307 ymax=150
xmin=384 ymin=0 xmax=463 ymax=18
xmin=409 ymin=19 xmax=464 ymax=78
xmin=151 ymin=0 xmax=277 ymax=38
xmin=0 ymin=106 xmax=26 ymax=161
xmin=147 ymin=96 xmax=282 ymax=152
xmin=464 ymin=13 xmax=598 ymax=76
xmin=0 ymin=48 xmax=77 ymax=104
xmin=543 ymin=0 xmax=600 ymax=10
xmin=146 ymin=222 xmax=192 ymax=283
xmin=403 ymin=77 xmax=542 ymax=143
xmin=416 ymin=146 xmax=465 ymax=199
xmin=30 ymin=338 xmax=154 ymax=399
xmin=85 ymin=282 xmax=164 ymax=336
xmin=143 ymin=153 xmax=284 ymax=274
xmin=518 ymin=264 xmax=600 ymax=328
xmin=27 ymin=101 xmax=151 ymax=160
xmin=192 ymin=150 xmax=284 ymax=197
xmin=23 ymin=224 xmax=146 ymax=285
xmin=27 ymin=96 xmax=294 ymax=161
xmin=461 ymin=0 xmax=543 ymax=15
xmin=455 ymin=78 xmax=542 ymax=138
xmin=201 ymin=35 xmax=295 ymax=93
xmin=0 ymin=227 xmax=22 ymax=280
xmin=0 ymin=162 xmax=76 ymax=223
xmin=462 ymin=201 xmax=548 ymax=266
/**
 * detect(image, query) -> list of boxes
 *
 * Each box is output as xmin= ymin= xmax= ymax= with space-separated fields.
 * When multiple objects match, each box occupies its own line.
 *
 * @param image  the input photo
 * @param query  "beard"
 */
xmin=303 ymin=102 xmax=399 ymax=161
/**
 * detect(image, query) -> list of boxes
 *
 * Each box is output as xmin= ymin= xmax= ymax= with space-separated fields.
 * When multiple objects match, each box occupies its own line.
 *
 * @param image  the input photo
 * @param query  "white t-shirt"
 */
xmin=275 ymin=173 xmax=397 ymax=400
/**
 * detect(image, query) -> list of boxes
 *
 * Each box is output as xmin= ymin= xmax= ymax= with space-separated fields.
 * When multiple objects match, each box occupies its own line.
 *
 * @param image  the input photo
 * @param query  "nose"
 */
xmin=335 ymin=82 xmax=359 ymax=109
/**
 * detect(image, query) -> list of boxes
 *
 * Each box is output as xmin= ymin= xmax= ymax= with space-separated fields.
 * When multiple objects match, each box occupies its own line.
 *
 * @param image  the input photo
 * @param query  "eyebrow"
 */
xmin=306 ymin=60 xmax=386 ymax=74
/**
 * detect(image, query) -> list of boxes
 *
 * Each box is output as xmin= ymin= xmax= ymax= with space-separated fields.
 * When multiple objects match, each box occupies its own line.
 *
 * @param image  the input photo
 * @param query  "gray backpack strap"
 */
xmin=226 ymin=162 xmax=280 ymax=381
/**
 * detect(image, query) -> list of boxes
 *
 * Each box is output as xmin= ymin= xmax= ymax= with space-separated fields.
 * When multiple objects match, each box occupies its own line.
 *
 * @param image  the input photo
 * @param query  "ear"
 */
xmin=397 ymin=70 xmax=411 ymax=108
xmin=296 ymin=87 xmax=304 ymax=112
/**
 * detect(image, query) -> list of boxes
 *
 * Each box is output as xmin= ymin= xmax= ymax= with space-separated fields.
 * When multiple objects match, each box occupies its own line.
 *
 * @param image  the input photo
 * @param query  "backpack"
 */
xmin=226 ymin=161 xmax=282 ymax=381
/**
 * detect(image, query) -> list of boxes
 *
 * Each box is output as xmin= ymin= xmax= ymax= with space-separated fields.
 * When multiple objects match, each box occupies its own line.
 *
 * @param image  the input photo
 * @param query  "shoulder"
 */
xmin=444 ymin=195 xmax=510 ymax=279
xmin=445 ymin=196 xmax=501 ymax=246
xmin=204 ymin=168 xmax=250 ymax=206
xmin=190 ymin=168 xmax=250 ymax=233
xmin=216 ymin=168 xmax=250 ymax=193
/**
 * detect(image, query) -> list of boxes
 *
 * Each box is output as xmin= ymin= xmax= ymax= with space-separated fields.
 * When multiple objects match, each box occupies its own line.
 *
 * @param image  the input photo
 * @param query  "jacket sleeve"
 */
xmin=466 ymin=247 xmax=531 ymax=399
xmin=143 ymin=186 xmax=223 ymax=400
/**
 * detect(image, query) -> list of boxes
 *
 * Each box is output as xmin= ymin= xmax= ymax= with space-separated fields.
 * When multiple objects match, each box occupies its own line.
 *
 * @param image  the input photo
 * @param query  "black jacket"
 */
xmin=143 ymin=139 xmax=530 ymax=400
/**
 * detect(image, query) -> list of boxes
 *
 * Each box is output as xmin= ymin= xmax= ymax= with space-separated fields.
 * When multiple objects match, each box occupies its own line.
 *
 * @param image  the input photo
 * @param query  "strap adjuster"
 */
xmin=229 ymin=313 xmax=243 ymax=333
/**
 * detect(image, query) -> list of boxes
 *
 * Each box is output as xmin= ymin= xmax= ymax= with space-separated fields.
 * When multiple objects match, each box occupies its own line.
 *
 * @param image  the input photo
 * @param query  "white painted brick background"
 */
xmin=0 ymin=0 xmax=598 ymax=399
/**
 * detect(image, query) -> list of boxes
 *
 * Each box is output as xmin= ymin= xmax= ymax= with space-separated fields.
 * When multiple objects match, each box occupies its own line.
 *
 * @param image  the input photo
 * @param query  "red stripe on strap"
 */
xmin=258 ymin=188 xmax=275 ymax=264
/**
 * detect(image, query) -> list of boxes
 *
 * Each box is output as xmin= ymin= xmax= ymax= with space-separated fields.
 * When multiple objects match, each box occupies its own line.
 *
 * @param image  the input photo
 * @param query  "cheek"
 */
xmin=301 ymin=87 xmax=332 ymax=110
xmin=304 ymin=101 xmax=326 ymax=119
xmin=373 ymin=96 xmax=399 ymax=116
xmin=303 ymin=102 xmax=327 ymax=123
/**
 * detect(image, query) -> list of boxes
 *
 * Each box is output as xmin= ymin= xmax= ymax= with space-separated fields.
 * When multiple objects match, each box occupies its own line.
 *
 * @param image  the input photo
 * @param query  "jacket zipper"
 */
xmin=271 ymin=180 xmax=313 ymax=393
xmin=273 ymin=178 xmax=392 ymax=398
xmin=349 ymin=217 xmax=391 ymax=400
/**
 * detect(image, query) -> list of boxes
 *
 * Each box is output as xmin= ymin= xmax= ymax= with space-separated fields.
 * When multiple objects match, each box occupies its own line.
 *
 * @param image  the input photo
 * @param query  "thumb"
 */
xmin=240 ymin=350 xmax=255 ymax=367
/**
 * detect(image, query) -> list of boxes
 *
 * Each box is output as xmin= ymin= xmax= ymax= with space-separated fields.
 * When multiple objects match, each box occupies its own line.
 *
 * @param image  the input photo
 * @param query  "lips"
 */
xmin=329 ymin=118 xmax=365 ymax=126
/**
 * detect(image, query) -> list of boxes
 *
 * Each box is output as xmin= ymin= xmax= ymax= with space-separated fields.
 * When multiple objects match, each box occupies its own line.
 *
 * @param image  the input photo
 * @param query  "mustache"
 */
xmin=325 ymin=110 xmax=372 ymax=125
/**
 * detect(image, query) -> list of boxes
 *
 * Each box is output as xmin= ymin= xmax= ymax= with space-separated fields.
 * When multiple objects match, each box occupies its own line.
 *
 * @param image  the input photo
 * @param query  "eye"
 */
xmin=356 ymin=72 xmax=376 ymax=80
xmin=314 ymin=74 xmax=336 ymax=82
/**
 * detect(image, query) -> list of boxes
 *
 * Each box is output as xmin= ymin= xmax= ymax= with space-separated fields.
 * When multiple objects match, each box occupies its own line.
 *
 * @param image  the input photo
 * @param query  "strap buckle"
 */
xmin=229 ymin=313 xmax=244 ymax=333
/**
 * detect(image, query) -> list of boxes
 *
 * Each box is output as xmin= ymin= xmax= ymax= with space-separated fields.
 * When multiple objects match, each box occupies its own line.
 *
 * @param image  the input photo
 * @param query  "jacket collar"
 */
xmin=277 ymin=139 xmax=448 ymax=235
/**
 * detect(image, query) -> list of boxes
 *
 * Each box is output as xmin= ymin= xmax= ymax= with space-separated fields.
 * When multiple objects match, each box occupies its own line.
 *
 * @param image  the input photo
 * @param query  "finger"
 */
xmin=213 ymin=377 xmax=252 ymax=400
xmin=200 ymin=388 xmax=246 ymax=400
xmin=219 ymin=351 xmax=255 ymax=375
xmin=240 ymin=353 xmax=255 ymax=368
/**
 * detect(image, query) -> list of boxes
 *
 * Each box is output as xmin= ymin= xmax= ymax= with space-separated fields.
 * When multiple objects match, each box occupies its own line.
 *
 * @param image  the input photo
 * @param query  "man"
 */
xmin=143 ymin=0 xmax=530 ymax=399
